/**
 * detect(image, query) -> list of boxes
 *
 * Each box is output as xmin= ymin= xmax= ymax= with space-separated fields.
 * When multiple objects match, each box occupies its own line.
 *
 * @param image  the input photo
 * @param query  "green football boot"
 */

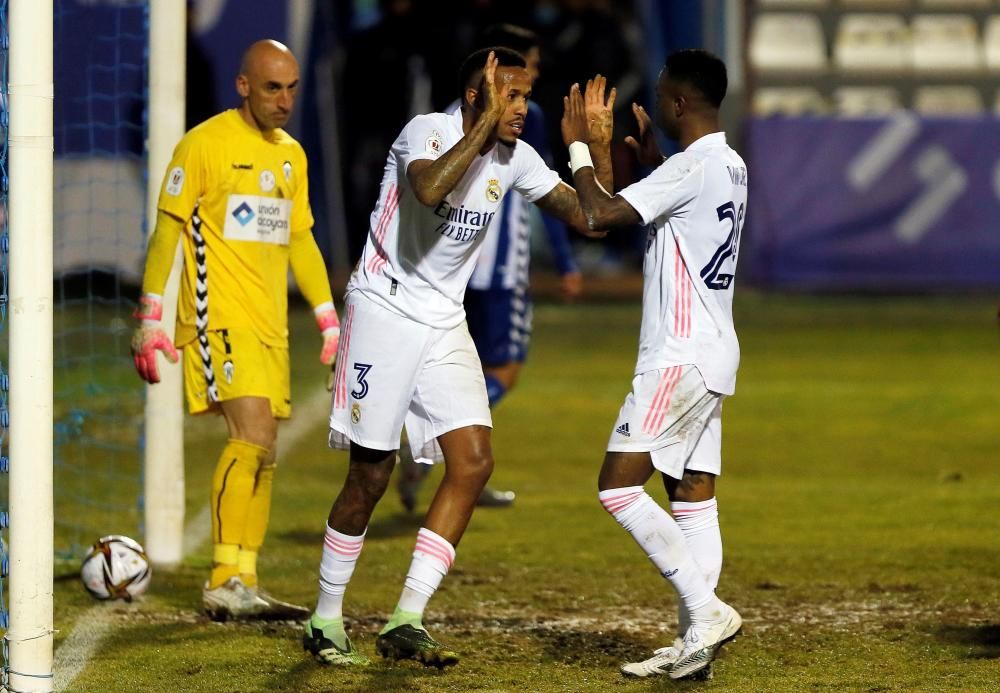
xmin=375 ymin=624 xmax=459 ymax=669
xmin=302 ymin=614 xmax=370 ymax=666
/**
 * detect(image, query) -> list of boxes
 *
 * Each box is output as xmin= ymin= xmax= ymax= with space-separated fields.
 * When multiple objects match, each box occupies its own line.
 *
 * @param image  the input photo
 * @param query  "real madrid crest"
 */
xmin=485 ymin=178 xmax=501 ymax=203
xmin=282 ymin=160 xmax=293 ymax=182
xmin=351 ymin=403 xmax=361 ymax=424
xmin=259 ymin=169 xmax=276 ymax=192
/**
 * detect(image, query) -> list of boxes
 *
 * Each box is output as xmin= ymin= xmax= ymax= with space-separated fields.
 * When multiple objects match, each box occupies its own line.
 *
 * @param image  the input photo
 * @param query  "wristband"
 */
xmin=133 ymin=293 xmax=164 ymax=322
xmin=314 ymin=301 xmax=340 ymax=332
xmin=568 ymin=141 xmax=594 ymax=174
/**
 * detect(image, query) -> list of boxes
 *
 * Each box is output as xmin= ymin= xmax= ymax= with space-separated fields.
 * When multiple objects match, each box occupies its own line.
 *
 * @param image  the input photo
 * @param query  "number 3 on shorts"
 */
xmin=351 ymin=363 xmax=373 ymax=400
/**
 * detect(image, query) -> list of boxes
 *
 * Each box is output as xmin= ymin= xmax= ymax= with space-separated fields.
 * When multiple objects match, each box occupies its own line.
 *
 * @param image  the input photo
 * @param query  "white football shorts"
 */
xmin=328 ymin=291 xmax=492 ymax=464
xmin=606 ymin=364 xmax=724 ymax=479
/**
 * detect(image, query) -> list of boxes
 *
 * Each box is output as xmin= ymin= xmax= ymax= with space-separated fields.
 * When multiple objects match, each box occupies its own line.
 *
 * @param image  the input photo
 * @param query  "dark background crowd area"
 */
xmin=180 ymin=0 xmax=713 ymax=279
xmin=328 ymin=0 xmax=659 ymax=272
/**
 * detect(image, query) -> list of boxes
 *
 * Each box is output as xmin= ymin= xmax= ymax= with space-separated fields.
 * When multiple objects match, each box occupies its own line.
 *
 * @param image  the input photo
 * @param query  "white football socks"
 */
xmin=600 ymin=487 xmax=720 ymax=622
xmin=672 ymin=497 xmax=722 ymax=636
xmin=672 ymin=498 xmax=722 ymax=589
xmin=315 ymin=525 xmax=365 ymax=620
xmin=397 ymin=527 xmax=455 ymax=616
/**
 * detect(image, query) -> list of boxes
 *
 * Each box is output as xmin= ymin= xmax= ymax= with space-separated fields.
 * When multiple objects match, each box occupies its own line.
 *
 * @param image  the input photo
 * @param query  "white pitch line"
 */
xmin=54 ymin=385 xmax=332 ymax=691
xmin=52 ymin=608 xmax=115 ymax=692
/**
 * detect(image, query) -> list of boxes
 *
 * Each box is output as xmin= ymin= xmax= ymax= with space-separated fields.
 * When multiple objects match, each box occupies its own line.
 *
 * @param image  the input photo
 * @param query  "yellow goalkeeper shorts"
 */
xmin=182 ymin=328 xmax=291 ymax=418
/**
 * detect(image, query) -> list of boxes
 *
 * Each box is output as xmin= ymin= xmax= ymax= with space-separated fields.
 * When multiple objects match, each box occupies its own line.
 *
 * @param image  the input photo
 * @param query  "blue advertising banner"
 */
xmin=745 ymin=116 xmax=1000 ymax=290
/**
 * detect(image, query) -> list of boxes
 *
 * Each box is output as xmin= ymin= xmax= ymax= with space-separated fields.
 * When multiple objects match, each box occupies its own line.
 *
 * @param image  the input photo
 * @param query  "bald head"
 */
xmin=236 ymin=40 xmax=300 ymax=133
xmin=240 ymin=39 xmax=296 ymax=76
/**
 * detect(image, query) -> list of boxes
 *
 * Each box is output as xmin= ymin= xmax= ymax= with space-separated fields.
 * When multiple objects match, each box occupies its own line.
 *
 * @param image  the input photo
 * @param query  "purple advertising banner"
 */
xmin=745 ymin=116 xmax=1000 ymax=290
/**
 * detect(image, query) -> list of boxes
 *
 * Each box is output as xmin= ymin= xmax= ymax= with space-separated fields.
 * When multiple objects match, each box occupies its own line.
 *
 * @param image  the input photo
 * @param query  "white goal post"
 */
xmin=142 ymin=0 xmax=187 ymax=569
xmin=7 ymin=0 xmax=54 ymax=690
xmin=6 ymin=2 xmax=186 ymax=687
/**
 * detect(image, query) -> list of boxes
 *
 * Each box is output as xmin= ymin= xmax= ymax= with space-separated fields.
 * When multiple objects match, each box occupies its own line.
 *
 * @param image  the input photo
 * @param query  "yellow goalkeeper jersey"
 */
xmin=157 ymin=109 xmax=314 ymax=348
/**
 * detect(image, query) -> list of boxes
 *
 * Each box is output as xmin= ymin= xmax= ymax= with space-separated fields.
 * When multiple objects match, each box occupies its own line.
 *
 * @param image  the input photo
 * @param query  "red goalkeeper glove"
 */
xmin=130 ymin=294 xmax=179 ymax=384
xmin=314 ymin=301 xmax=341 ymax=366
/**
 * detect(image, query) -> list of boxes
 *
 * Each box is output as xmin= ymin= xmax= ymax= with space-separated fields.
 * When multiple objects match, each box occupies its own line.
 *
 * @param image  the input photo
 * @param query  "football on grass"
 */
xmin=80 ymin=535 xmax=152 ymax=601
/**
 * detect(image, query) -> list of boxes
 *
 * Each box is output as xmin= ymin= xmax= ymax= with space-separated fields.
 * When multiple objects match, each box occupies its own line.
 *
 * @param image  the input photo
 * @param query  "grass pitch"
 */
xmin=53 ymin=293 xmax=1000 ymax=691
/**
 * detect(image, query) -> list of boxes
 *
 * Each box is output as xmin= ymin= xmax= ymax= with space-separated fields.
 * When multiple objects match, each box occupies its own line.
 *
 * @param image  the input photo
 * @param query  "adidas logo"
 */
xmin=615 ymin=422 xmax=630 ymax=437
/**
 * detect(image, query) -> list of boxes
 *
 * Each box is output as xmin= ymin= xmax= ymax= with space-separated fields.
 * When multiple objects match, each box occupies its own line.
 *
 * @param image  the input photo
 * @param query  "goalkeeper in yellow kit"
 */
xmin=131 ymin=39 xmax=338 ymax=620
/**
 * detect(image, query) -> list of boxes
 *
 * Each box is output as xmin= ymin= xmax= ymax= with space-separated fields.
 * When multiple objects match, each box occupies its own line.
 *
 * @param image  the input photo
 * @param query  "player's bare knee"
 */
xmin=470 ymin=452 xmax=495 ymax=484
xmin=598 ymin=451 xmax=651 ymax=492
xmin=447 ymin=451 xmax=494 ymax=486
xmin=354 ymin=465 xmax=394 ymax=503
xmin=229 ymin=420 xmax=277 ymax=450
xmin=221 ymin=398 xmax=278 ymax=448
xmin=344 ymin=447 xmax=396 ymax=504
xmin=670 ymin=470 xmax=716 ymax=502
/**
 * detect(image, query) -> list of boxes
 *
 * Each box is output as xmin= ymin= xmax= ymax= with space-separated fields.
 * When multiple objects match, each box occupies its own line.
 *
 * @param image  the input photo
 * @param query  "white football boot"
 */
xmin=620 ymin=637 xmax=684 ymax=678
xmin=202 ymin=576 xmax=269 ymax=621
xmin=669 ymin=601 xmax=742 ymax=680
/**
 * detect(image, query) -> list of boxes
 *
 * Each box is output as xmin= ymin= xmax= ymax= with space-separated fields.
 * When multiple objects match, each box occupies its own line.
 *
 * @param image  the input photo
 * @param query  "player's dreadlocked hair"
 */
xmin=458 ymin=46 xmax=526 ymax=95
xmin=665 ymin=49 xmax=728 ymax=108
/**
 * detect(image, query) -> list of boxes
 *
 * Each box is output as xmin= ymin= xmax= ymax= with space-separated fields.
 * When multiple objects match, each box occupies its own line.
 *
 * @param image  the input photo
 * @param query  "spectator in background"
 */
xmin=396 ymin=22 xmax=585 ymax=512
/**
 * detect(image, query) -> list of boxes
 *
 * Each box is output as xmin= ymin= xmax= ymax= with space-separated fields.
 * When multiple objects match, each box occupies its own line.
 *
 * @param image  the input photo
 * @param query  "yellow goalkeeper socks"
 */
xmin=209 ymin=439 xmax=267 ymax=589
xmin=238 ymin=550 xmax=258 ymax=588
xmin=239 ymin=461 xmax=276 ymax=589
xmin=211 ymin=544 xmax=240 ymax=587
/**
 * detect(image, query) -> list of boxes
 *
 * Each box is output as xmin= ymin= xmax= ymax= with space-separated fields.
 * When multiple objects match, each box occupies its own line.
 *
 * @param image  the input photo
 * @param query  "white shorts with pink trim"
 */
xmin=328 ymin=291 xmax=492 ymax=464
xmin=606 ymin=364 xmax=723 ymax=479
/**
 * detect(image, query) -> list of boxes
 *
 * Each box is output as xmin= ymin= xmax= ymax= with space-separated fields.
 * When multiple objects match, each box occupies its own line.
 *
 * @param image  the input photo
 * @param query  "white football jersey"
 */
xmin=348 ymin=109 xmax=562 ymax=328
xmin=617 ymin=132 xmax=748 ymax=395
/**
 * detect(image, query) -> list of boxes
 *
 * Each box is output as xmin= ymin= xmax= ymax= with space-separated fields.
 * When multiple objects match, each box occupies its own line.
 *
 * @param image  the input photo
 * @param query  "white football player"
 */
xmin=561 ymin=49 xmax=746 ymax=680
xmin=303 ymin=48 xmax=612 ymax=668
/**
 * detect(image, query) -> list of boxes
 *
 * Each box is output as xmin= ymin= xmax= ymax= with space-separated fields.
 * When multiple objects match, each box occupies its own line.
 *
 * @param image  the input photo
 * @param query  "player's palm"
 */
xmin=625 ymin=103 xmax=664 ymax=168
xmin=481 ymin=51 xmax=507 ymax=123
xmin=584 ymin=75 xmax=616 ymax=148
xmin=561 ymin=83 xmax=589 ymax=145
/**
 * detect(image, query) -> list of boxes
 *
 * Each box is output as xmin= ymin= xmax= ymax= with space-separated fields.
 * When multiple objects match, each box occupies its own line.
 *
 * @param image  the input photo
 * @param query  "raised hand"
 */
xmin=481 ymin=51 xmax=509 ymax=124
xmin=584 ymin=75 xmax=616 ymax=148
xmin=624 ymin=102 xmax=664 ymax=168
xmin=561 ymin=83 xmax=590 ymax=146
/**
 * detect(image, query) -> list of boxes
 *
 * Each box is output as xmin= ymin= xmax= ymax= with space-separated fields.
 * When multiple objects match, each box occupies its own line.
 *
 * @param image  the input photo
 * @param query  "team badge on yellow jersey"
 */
xmin=259 ymin=169 xmax=276 ymax=192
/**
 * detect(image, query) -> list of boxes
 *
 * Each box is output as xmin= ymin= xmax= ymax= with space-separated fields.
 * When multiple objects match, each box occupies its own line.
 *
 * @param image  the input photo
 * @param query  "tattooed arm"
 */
xmin=560 ymin=78 xmax=642 ymax=231
xmin=534 ymin=182 xmax=610 ymax=238
xmin=407 ymin=51 xmax=506 ymax=207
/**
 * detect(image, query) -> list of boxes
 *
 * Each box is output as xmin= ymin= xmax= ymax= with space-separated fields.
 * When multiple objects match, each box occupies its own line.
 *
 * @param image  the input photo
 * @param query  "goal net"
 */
xmin=51 ymin=0 xmax=149 ymax=562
